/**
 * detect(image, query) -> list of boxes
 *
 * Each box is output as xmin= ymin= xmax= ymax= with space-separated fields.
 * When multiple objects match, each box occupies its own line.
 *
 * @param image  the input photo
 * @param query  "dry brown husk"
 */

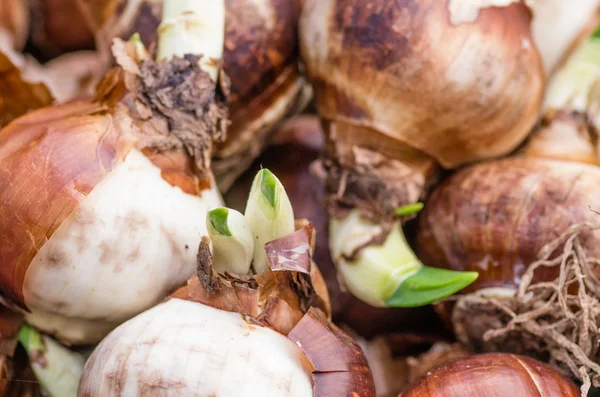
xmin=0 ymin=27 xmax=102 ymax=127
xmin=76 ymin=0 xmax=310 ymax=190
xmin=0 ymin=38 xmax=228 ymax=308
xmin=288 ymin=308 xmax=376 ymax=397
xmin=405 ymin=342 xmax=472 ymax=385
xmin=0 ymin=50 xmax=54 ymax=128
xmin=172 ymin=221 xmax=330 ymax=335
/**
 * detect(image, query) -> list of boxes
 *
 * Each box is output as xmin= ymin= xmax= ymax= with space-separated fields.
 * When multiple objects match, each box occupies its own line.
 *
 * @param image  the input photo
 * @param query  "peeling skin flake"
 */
xmin=275 ymin=243 xmax=312 ymax=267
xmin=265 ymin=226 xmax=314 ymax=273
xmin=448 ymin=0 xmax=520 ymax=24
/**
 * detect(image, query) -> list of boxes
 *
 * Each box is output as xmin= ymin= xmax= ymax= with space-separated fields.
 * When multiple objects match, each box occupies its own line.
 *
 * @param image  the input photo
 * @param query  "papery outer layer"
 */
xmin=0 ymin=101 xmax=134 ymax=307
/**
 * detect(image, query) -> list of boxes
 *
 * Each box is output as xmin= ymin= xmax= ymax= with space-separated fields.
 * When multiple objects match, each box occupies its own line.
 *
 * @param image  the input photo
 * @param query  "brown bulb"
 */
xmin=30 ymin=0 xmax=96 ymax=58
xmin=417 ymin=157 xmax=600 ymax=293
xmin=403 ymin=353 xmax=580 ymax=397
xmin=77 ymin=0 xmax=309 ymax=189
xmin=300 ymin=0 xmax=544 ymax=171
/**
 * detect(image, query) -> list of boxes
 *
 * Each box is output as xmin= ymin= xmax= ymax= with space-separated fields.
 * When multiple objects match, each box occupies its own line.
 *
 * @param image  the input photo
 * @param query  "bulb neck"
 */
xmin=157 ymin=0 xmax=225 ymax=80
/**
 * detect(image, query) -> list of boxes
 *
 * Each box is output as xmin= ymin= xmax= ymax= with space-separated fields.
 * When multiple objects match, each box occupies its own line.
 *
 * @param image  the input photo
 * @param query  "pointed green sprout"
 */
xmin=330 ymin=209 xmax=478 ymax=307
xmin=386 ymin=266 xmax=478 ymax=307
xmin=544 ymin=23 xmax=600 ymax=112
xmin=207 ymin=207 xmax=254 ymax=275
xmin=18 ymin=324 xmax=85 ymax=397
xmin=244 ymin=169 xmax=295 ymax=273
xmin=157 ymin=0 xmax=225 ymax=80
xmin=396 ymin=202 xmax=424 ymax=216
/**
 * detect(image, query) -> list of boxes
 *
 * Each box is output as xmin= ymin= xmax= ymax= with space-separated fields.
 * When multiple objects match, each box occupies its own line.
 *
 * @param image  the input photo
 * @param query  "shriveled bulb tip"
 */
xmin=386 ymin=266 xmax=479 ymax=308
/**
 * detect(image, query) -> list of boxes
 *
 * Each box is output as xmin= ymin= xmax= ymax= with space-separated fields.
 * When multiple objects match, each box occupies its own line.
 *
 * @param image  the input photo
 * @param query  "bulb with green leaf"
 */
xmin=18 ymin=324 xmax=85 ymax=397
xmin=244 ymin=168 xmax=295 ymax=273
xmin=207 ymin=207 xmax=254 ymax=275
xmin=330 ymin=204 xmax=478 ymax=308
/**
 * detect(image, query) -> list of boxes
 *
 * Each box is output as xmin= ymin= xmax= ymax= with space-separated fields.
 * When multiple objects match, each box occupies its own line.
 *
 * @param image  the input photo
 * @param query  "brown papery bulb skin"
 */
xmin=403 ymin=353 xmax=579 ymax=397
xmin=0 ymin=0 xmax=29 ymax=50
xmin=77 ymin=0 xmax=308 ymax=190
xmin=299 ymin=0 xmax=544 ymax=170
xmin=417 ymin=157 xmax=600 ymax=293
xmin=30 ymin=0 xmax=96 ymax=59
xmin=225 ymin=116 xmax=448 ymax=339
xmin=0 ymin=49 xmax=54 ymax=128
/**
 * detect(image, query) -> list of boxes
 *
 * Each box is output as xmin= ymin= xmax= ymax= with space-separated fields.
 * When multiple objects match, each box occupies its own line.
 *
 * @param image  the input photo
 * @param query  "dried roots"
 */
xmin=452 ymin=222 xmax=600 ymax=395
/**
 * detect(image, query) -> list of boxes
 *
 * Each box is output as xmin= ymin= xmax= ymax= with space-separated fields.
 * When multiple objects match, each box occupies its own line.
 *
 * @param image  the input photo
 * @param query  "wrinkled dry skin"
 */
xmin=416 ymin=103 xmax=600 ymax=392
xmin=0 ymin=41 xmax=228 ymax=344
xmin=41 ymin=51 xmax=103 ymax=100
xmin=418 ymin=157 xmax=600 ymax=292
xmin=353 ymin=335 xmax=471 ymax=397
xmin=77 ymin=0 xmax=308 ymax=190
xmin=355 ymin=337 xmax=410 ymax=397
xmin=403 ymin=353 xmax=580 ymax=397
xmin=0 ymin=0 xmax=29 ymax=50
